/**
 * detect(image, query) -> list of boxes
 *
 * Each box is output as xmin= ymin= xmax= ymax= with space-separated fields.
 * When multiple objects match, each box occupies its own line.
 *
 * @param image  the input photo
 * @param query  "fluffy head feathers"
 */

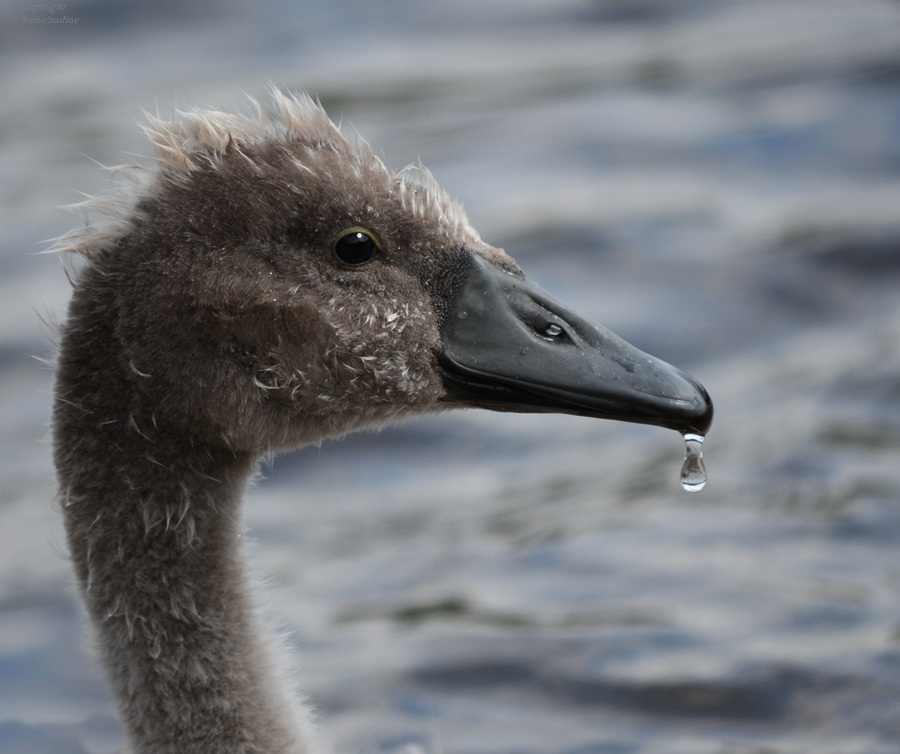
xmin=55 ymin=89 xmax=482 ymax=258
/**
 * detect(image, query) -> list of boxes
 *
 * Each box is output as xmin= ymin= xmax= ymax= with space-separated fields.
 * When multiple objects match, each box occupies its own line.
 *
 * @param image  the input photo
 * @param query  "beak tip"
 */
xmin=673 ymin=372 xmax=714 ymax=437
xmin=689 ymin=389 xmax=714 ymax=437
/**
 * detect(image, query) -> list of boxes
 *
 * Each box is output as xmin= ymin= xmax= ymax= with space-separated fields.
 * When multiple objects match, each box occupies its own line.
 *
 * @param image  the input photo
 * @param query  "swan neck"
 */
xmin=55 ymin=377 xmax=319 ymax=753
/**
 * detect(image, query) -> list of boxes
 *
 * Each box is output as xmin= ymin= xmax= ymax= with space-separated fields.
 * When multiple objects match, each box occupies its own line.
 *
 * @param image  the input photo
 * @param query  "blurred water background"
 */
xmin=3 ymin=1 xmax=900 ymax=752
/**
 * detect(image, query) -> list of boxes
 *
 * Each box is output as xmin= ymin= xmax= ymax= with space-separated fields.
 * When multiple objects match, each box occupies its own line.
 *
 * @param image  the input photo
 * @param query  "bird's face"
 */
xmin=105 ymin=99 xmax=710 ymax=453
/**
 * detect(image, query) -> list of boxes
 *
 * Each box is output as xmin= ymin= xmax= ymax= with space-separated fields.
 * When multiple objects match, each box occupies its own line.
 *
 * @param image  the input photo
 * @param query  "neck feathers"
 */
xmin=54 ymin=305 xmax=323 ymax=754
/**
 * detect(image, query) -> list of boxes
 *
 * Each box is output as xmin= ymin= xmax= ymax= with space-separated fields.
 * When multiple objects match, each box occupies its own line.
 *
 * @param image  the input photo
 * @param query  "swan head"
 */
xmin=57 ymin=90 xmax=711 ymax=453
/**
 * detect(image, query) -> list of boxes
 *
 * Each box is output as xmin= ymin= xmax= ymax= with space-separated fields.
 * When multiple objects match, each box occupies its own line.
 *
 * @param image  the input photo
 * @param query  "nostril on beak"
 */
xmin=541 ymin=323 xmax=564 ymax=339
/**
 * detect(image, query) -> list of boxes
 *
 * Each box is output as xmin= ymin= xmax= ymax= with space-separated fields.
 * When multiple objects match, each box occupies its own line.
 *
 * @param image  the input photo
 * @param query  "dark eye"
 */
xmin=333 ymin=227 xmax=381 ymax=266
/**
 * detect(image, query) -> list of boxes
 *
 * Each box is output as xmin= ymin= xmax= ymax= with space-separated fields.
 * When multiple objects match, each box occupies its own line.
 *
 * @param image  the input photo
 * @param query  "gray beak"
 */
xmin=439 ymin=253 xmax=713 ymax=436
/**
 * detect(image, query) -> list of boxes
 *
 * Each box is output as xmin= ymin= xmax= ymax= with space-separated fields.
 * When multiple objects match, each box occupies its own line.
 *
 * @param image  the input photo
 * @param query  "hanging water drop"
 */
xmin=680 ymin=433 xmax=707 ymax=492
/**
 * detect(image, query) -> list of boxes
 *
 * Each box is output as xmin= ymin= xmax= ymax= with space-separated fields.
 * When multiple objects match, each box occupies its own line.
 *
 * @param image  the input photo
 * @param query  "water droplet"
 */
xmin=680 ymin=433 xmax=707 ymax=492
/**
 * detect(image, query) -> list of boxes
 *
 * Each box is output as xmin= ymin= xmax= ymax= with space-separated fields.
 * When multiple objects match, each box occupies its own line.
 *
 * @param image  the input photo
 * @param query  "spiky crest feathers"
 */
xmin=52 ymin=89 xmax=481 ymax=258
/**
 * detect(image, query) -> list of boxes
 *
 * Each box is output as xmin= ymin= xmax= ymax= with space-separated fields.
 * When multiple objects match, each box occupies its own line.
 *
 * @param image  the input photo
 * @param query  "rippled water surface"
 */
xmin=2 ymin=1 xmax=900 ymax=752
